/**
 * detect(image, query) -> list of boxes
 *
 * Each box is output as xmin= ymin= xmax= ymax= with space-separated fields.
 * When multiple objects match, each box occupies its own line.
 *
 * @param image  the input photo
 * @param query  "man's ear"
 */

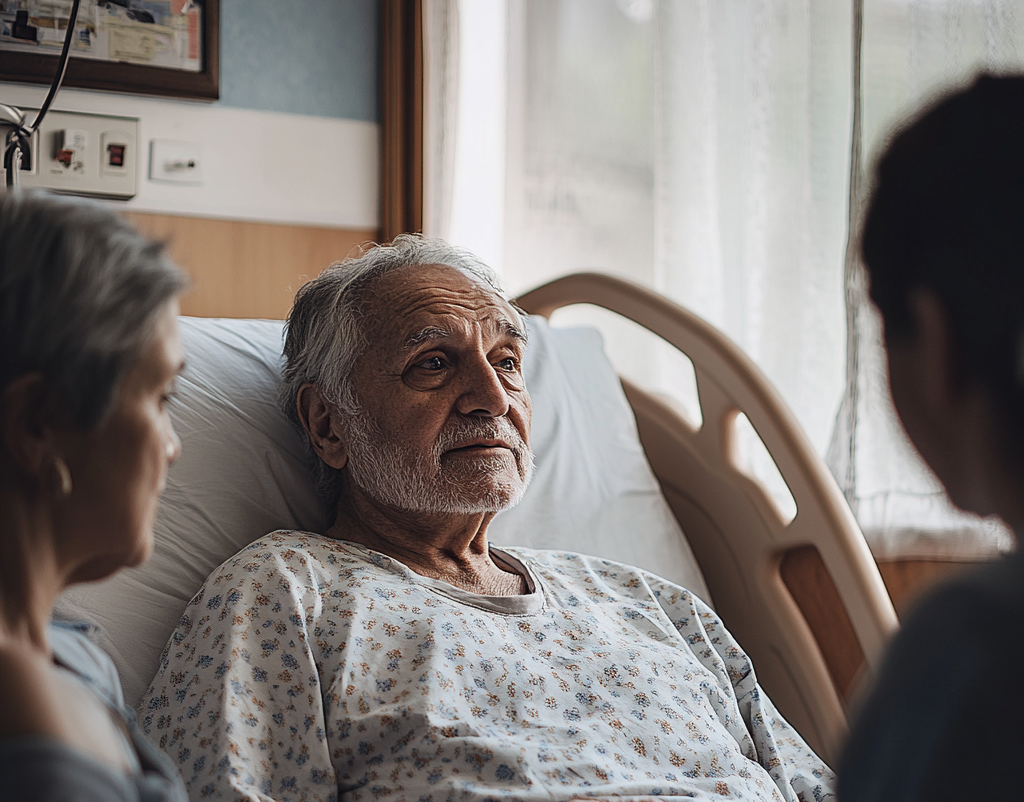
xmin=296 ymin=384 xmax=349 ymax=470
xmin=0 ymin=372 xmax=58 ymax=488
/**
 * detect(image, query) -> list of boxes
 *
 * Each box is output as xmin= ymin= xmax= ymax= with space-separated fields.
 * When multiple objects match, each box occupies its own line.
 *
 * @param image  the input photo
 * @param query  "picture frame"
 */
xmin=0 ymin=1 xmax=218 ymax=101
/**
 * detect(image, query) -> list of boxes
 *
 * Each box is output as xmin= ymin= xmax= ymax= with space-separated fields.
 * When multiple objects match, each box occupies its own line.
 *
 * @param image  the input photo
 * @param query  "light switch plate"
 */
xmin=149 ymin=139 xmax=203 ymax=184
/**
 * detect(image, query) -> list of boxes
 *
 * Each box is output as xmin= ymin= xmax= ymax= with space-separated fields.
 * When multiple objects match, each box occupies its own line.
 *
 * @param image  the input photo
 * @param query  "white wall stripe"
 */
xmin=0 ymin=83 xmax=379 ymax=229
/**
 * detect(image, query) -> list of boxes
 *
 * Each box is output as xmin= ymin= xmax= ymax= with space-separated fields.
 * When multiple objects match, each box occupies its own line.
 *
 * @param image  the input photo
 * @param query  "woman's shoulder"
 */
xmin=0 ymin=731 xmax=186 ymax=801
xmin=48 ymin=621 xmax=124 ymax=707
xmin=898 ymin=552 xmax=1024 ymax=645
xmin=867 ymin=555 xmax=1024 ymax=692
xmin=840 ymin=555 xmax=1024 ymax=801
xmin=0 ymin=736 xmax=137 ymax=802
xmin=0 ymin=643 xmax=61 ymax=742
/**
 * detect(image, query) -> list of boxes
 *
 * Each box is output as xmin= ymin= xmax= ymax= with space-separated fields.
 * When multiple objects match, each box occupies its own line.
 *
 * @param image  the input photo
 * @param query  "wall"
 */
xmin=126 ymin=212 xmax=374 ymax=319
xmin=0 ymin=0 xmax=380 ymax=229
xmin=0 ymin=0 xmax=381 ymax=317
xmin=220 ymin=0 xmax=377 ymax=123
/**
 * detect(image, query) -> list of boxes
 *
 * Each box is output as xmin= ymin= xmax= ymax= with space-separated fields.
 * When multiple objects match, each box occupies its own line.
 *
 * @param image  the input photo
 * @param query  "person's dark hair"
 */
xmin=280 ymin=234 xmax=507 ymax=509
xmin=0 ymin=190 xmax=187 ymax=430
xmin=862 ymin=73 xmax=1024 ymax=432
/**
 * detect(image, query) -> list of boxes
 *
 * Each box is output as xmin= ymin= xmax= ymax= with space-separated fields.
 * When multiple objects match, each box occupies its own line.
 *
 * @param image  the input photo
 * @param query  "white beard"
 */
xmin=342 ymin=410 xmax=535 ymax=514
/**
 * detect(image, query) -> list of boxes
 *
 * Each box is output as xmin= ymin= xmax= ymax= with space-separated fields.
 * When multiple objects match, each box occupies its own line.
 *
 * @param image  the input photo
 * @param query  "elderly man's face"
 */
xmin=340 ymin=264 xmax=534 ymax=514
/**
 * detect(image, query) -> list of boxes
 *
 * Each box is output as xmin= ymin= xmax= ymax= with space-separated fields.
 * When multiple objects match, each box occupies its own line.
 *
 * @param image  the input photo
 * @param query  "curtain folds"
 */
xmin=422 ymin=0 xmax=459 ymax=240
xmin=834 ymin=0 xmax=1024 ymax=558
xmin=652 ymin=1 xmax=853 ymax=493
xmin=423 ymin=0 xmax=1024 ymax=560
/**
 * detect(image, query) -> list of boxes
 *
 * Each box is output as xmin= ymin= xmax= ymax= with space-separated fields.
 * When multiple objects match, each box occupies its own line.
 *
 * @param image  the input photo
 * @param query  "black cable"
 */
xmin=28 ymin=0 xmax=82 ymax=135
xmin=4 ymin=0 xmax=82 ymax=187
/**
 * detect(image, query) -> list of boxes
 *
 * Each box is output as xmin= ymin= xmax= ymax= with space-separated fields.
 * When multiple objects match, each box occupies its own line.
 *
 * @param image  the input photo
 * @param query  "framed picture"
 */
xmin=0 ymin=0 xmax=218 ymax=100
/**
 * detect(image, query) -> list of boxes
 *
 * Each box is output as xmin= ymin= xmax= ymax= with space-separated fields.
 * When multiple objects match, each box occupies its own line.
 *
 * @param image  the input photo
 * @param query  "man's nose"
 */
xmin=455 ymin=354 xmax=511 ymax=417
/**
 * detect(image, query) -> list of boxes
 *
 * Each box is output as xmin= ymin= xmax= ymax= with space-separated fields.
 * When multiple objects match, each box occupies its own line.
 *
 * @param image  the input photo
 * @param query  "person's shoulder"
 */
xmin=0 ymin=736 xmax=137 ymax=802
xmin=499 ymin=546 xmax=631 ymax=573
xmin=951 ymin=549 xmax=1024 ymax=608
xmin=840 ymin=554 xmax=1024 ymax=802
xmin=211 ymin=529 xmax=365 ymax=576
xmin=0 ymin=644 xmax=60 ymax=741
xmin=872 ymin=554 xmax=1024 ymax=700
xmin=897 ymin=552 xmax=1024 ymax=647
xmin=869 ymin=554 xmax=1024 ymax=680
xmin=47 ymin=622 xmax=123 ymax=707
xmin=501 ymin=547 xmax=690 ymax=598
xmin=227 ymin=528 xmax=332 ymax=558
xmin=511 ymin=548 xmax=692 ymax=591
xmin=186 ymin=530 xmax=393 ymax=610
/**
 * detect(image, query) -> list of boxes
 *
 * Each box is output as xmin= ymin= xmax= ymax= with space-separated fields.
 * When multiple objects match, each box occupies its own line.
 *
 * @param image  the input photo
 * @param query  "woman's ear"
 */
xmin=296 ymin=384 xmax=348 ymax=470
xmin=895 ymin=287 xmax=1007 ymax=518
xmin=0 ymin=372 xmax=57 ymax=487
xmin=907 ymin=288 xmax=960 ymax=411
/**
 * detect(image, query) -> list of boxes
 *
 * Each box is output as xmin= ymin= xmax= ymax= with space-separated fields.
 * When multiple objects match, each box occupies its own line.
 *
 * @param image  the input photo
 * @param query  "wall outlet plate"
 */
xmin=1 ymin=110 xmax=138 ymax=199
xmin=149 ymin=139 xmax=203 ymax=184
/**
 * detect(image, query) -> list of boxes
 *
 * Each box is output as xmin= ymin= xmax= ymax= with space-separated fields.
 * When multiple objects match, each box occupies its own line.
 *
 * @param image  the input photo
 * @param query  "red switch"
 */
xmin=107 ymin=143 xmax=125 ymax=167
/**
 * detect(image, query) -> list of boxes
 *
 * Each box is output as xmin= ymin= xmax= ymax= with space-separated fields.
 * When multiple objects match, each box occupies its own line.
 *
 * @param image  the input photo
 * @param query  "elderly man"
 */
xmin=138 ymin=237 xmax=834 ymax=801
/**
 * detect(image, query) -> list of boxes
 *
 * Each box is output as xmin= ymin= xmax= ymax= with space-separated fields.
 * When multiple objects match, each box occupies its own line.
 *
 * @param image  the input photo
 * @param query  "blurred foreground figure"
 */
xmin=0 ymin=191 xmax=188 ymax=801
xmin=840 ymin=74 xmax=1024 ymax=801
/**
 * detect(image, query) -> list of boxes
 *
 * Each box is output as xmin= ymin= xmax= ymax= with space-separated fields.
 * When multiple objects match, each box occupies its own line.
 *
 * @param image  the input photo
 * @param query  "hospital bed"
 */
xmin=519 ymin=273 xmax=898 ymax=766
xmin=56 ymin=271 xmax=897 ymax=769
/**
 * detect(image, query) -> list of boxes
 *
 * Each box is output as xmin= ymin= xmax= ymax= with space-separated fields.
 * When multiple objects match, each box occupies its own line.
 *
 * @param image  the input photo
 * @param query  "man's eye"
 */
xmin=420 ymin=356 xmax=445 ymax=371
xmin=496 ymin=357 xmax=518 ymax=371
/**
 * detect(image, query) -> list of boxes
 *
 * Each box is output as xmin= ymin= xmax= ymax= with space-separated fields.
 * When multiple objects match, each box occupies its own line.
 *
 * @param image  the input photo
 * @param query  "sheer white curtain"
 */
xmin=652 ymin=2 xmax=853 ymax=496
xmin=422 ymin=0 xmax=460 ymax=244
xmin=833 ymin=0 xmax=1024 ymax=558
xmin=423 ymin=0 xmax=1024 ymax=559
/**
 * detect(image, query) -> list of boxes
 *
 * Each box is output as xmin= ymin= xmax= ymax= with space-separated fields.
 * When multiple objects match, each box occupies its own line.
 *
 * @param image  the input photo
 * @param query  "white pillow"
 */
xmin=56 ymin=315 xmax=709 ymax=706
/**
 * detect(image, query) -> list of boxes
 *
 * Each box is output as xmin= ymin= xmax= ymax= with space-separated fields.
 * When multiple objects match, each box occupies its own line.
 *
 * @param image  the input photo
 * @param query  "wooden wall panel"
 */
xmin=124 ymin=212 xmax=378 ymax=320
xmin=379 ymin=0 xmax=423 ymax=240
xmin=875 ymin=558 xmax=976 ymax=618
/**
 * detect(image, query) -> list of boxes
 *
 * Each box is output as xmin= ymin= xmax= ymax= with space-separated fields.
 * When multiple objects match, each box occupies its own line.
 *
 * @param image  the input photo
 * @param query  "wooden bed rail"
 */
xmin=517 ymin=272 xmax=898 ymax=766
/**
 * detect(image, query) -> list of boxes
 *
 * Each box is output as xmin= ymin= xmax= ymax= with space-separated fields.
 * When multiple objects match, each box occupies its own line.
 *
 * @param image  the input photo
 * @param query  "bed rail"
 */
xmin=517 ymin=272 xmax=898 ymax=766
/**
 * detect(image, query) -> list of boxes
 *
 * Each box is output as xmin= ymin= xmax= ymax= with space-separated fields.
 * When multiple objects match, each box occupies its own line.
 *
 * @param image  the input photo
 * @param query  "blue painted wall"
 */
xmin=219 ymin=0 xmax=379 ymax=122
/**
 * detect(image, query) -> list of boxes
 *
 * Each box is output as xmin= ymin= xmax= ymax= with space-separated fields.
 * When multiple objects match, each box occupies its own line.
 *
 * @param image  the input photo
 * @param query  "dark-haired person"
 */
xmin=839 ymin=74 xmax=1024 ymax=801
xmin=0 ymin=191 xmax=189 ymax=801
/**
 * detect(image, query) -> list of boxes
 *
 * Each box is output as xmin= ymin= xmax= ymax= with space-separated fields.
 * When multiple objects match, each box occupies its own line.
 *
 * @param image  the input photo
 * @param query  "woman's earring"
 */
xmin=53 ymin=457 xmax=73 ymax=497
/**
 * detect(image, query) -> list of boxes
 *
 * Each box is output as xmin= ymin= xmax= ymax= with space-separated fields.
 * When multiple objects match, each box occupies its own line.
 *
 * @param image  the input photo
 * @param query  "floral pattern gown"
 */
xmin=138 ymin=531 xmax=835 ymax=802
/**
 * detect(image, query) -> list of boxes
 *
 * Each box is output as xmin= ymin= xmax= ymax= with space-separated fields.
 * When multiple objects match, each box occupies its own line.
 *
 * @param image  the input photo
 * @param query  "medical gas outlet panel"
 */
xmin=2 ymin=109 xmax=138 ymax=199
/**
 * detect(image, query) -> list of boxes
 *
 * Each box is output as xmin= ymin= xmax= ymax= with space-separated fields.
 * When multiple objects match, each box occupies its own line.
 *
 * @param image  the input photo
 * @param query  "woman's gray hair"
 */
xmin=0 ymin=190 xmax=187 ymax=430
xmin=280 ymin=234 xmax=506 ymax=509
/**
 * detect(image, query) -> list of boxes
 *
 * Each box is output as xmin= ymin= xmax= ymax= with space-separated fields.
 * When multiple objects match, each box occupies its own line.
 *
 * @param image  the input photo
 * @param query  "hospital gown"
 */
xmin=138 ymin=531 xmax=834 ymax=801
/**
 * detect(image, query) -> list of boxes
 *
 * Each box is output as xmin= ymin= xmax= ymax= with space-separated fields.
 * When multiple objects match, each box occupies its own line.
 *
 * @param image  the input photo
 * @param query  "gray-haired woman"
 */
xmin=0 ymin=191 xmax=189 ymax=800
